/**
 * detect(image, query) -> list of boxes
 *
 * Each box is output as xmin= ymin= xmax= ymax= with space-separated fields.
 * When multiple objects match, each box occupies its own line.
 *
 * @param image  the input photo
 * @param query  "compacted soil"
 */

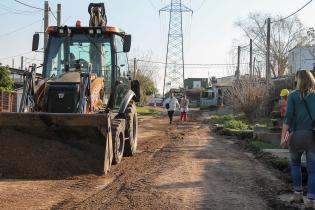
xmin=0 ymin=111 xmax=293 ymax=210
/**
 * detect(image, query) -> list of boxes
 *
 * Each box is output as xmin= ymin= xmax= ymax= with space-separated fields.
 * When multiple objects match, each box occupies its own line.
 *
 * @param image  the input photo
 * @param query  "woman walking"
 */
xmin=281 ymin=70 xmax=315 ymax=208
xmin=180 ymin=95 xmax=189 ymax=121
xmin=163 ymin=92 xmax=180 ymax=124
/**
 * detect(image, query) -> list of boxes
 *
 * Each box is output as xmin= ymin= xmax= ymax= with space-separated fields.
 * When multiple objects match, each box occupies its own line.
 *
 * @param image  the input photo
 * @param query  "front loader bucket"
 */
xmin=0 ymin=112 xmax=112 ymax=179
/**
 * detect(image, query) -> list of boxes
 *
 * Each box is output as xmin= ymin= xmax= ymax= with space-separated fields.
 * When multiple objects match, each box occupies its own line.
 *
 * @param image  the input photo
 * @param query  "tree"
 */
xmin=129 ymin=50 xmax=158 ymax=105
xmin=235 ymin=13 xmax=308 ymax=77
xmin=0 ymin=66 xmax=13 ymax=90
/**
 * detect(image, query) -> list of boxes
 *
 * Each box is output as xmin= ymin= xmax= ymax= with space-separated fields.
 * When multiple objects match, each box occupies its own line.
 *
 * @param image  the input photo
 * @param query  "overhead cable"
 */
xmin=0 ymin=19 xmax=42 ymax=38
xmin=14 ymin=0 xmax=44 ymax=10
xmin=194 ymin=0 xmax=206 ymax=12
xmin=129 ymin=59 xmax=249 ymax=67
xmin=0 ymin=51 xmax=34 ymax=60
xmin=271 ymin=0 xmax=313 ymax=23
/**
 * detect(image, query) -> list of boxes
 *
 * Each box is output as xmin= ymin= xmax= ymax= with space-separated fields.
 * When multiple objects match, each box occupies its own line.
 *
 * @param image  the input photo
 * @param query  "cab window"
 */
xmin=115 ymin=35 xmax=129 ymax=80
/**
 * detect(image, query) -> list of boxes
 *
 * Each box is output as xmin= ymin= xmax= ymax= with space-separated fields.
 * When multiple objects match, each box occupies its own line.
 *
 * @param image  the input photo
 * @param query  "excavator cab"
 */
xmin=36 ymin=25 xmax=133 ymax=113
xmin=0 ymin=3 xmax=139 ymax=179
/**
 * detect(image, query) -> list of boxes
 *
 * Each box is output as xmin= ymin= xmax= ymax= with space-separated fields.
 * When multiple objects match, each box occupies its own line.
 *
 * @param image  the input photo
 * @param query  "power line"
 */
xmin=49 ymin=8 xmax=57 ymax=21
xmin=0 ymin=2 xmax=40 ymax=14
xmin=194 ymin=0 xmax=206 ymax=12
xmin=14 ymin=0 xmax=44 ymax=10
xmin=271 ymin=0 xmax=313 ymax=23
xmin=0 ymin=51 xmax=34 ymax=60
xmin=0 ymin=19 xmax=42 ymax=38
xmin=130 ymin=59 xmax=248 ymax=67
xmin=238 ymin=21 xmax=267 ymax=49
xmin=0 ymin=10 xmax=41 ymax=16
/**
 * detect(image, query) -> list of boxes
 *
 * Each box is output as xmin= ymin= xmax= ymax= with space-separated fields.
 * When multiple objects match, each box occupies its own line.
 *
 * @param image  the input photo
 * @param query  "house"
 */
xmin=184 ymin=78 xmax=209 ymax=89
xmin=200 ymin=87 xmax=223 ymax=108
xmin=288 ymin=45 xmax=315 ymax=74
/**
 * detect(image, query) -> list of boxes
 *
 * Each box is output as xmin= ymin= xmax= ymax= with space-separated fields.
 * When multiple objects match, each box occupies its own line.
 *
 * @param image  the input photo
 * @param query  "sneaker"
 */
xmin=306 ymin=199 xmax=315 ymax=209
xmin=289 ymin=192 xmax=304 ymax=204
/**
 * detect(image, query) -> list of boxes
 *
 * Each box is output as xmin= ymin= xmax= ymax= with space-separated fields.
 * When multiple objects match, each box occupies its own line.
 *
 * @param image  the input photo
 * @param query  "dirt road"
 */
xmin=0 ymin=111 xmax=291 ymax=209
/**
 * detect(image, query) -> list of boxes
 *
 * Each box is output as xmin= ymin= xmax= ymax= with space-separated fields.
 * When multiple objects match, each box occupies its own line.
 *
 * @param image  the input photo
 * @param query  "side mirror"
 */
xmin=131 ymin=80 xmax=140 ymax=102
xmin=32 ymin=34 xmax=39 ymax=51
xmin=123 ymin=34 xmax=131 ymax=52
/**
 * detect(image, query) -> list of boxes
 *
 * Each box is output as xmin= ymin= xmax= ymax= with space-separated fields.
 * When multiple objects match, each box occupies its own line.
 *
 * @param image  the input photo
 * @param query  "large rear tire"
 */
xmin=124 ymin=102 xmax=138 ymax=156
xmin=112 ymin=119 xmax=125 ymax=164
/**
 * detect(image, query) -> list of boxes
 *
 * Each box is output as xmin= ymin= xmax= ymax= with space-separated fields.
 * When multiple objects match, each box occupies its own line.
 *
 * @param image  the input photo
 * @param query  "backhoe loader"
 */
xmin=0 ymin=3 xmax=140 ymax=178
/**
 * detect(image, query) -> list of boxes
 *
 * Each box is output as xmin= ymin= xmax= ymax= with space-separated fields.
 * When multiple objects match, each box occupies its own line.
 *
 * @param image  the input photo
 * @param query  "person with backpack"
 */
xmin=281 ymin=70 xmax=315 ymax=208
xmin=163 ymin=92 xmax=180 ymax=124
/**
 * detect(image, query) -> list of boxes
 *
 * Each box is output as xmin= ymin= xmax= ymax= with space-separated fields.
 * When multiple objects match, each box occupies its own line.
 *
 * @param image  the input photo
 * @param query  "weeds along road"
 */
xmin=0 ymin=110 xmax=290 ymax=210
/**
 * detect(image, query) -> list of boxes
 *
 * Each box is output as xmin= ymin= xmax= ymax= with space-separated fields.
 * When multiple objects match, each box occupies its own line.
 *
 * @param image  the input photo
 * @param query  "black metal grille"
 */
xmin=46 ymin=83 xmax=79 ymax=113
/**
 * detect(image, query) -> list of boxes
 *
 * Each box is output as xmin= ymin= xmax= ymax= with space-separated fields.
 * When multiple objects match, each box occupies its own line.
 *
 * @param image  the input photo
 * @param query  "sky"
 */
xmin=0 ymin=0 xmax=314 ymax=92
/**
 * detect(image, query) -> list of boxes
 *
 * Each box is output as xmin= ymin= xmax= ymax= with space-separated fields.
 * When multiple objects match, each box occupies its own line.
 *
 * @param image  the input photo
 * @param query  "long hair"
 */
xmin=296 ymin=70 xmax=315 ymax=94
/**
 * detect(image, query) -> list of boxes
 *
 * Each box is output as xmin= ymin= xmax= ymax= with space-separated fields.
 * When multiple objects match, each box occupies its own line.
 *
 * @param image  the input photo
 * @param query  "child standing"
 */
xmin=180 ymin=95 xmax=189 ymax=121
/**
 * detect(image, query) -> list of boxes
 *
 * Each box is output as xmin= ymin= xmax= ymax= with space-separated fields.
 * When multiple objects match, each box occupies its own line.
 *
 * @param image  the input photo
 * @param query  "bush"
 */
xmin=210 ymin=114 xmax=250 ymax=131
xmin=0 ymin=66 xmax=13 ymax=90
xmin=224 ymin=119 xmax=249 ymax=130
xmin=225 ymin=79 xmax=267 ymax=121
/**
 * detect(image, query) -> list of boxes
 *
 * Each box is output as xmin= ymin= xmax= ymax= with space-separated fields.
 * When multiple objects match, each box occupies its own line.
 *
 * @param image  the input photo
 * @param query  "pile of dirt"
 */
xmin=0 ymin=128 xmax=105 ymax=179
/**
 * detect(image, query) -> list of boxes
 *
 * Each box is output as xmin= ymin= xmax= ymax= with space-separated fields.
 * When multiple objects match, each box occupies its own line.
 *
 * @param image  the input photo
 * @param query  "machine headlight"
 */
xmin=96 ymin=29 xmax=102 ymax=34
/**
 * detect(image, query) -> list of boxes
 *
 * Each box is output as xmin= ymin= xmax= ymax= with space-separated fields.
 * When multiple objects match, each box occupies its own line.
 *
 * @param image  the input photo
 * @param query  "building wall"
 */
xmin=288 ymin=46 xmax=315 ymax=73
xmin=184 ymin=78 xmax=209 ymax=89
xmin=0 ymin=89 xmax=18 ymax=112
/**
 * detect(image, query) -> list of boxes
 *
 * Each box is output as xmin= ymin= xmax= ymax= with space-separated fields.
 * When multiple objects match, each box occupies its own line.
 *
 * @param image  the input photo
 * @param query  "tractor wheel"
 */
xmin=124 ymin=102 xmax=138 ymax=156
xmin=103 ymin=133 xmax=112 ymax=174
xmin=112 ymin=119 xmax=125 ymax=164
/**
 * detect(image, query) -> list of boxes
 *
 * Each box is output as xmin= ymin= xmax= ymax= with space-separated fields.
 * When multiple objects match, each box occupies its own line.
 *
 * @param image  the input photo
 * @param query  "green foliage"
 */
xmin=136 ymin=74 xmax=158 ymax=105
xmin=210 ymin=113 xmax=270 ymax=130
xmin=249 ymin=140 xmax=276 ymax=150
xmin=224 ymin=119 xmax=249 ymax=130
xmin=209 ymin=114 xmax=235 ymax=125
xmin=0 ymin=66 xmax=13 ymax=90
xmin=136 ymin=106 xmax=159 ymax=115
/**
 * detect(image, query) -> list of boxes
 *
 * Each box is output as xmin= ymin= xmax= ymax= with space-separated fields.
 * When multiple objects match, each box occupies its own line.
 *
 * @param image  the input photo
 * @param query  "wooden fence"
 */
xmin=0 ymin=89 xmax=17 ymax=112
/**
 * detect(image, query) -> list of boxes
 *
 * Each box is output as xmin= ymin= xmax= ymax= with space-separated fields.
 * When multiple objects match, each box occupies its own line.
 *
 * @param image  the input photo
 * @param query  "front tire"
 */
xmin=112 ymin=119 xmax=125 ymax=164
xmin=124 ymin=102 xmax=138 ymax=156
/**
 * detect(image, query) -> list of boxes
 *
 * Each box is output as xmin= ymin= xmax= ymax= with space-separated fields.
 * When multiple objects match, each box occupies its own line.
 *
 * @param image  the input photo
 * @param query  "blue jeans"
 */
xmin=291 ymin=151 xmax=315 ymax=199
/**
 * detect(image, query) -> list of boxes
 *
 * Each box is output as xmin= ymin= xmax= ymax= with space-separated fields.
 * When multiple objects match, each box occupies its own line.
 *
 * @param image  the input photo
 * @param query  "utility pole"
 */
xmin=266 ymin=18 xmax=271 ymax=86
xmin=249 ymin=39 xmax=253 ymax=80
xmin=44 ymin=1 xmax=49 ymax=54
xmin=133 ymin=58 xmax=137 ymax=78
xmin=236 ymin=46 xmax=241 ymax=81
xmin=160 ymin=0 xmax=193 ymax=99
xmin=57 ymin=3 xmax=62 ymax=73
xmin=253 ymin=57 xmax=256 ymax=78
xmin=20 ymin=56 xmax=24 ymax=70
xmin=57 ymin=4 xmax=61 ymax=26
xmin=12 ymin=58 xmax=14 ymax=68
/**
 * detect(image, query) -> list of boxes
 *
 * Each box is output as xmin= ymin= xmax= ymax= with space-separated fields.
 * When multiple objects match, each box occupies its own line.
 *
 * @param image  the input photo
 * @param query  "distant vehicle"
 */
xmin=149 ymin=97 xmax=163 ymax=106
